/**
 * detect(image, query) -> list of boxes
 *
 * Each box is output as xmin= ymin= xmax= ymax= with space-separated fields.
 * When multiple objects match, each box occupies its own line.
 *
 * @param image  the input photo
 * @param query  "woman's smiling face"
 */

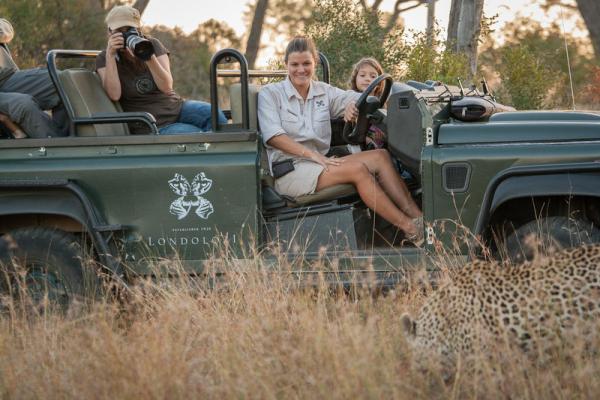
xmin=286 ymin=51 xmax=315 ymax=92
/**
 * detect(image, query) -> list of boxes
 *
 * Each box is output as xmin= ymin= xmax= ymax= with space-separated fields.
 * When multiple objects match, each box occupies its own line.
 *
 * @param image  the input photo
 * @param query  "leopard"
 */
xmin=401 ymin=244 xmax=600 ymax=368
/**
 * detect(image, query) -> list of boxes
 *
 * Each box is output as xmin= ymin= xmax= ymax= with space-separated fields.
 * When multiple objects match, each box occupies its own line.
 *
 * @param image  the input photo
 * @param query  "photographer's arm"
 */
xmin=97 ymin=32 xmax=124 ymax=101
xmin=146 ymin=54 xmax=173 ymax=94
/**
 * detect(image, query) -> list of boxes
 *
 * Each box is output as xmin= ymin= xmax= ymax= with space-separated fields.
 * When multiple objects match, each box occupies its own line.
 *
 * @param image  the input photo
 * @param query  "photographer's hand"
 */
xmin=106 ymin=32 xmax=124 ymax=58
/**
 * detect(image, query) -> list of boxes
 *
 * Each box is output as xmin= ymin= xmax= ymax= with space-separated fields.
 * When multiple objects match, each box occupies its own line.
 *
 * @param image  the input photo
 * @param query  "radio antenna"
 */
xmin=559 ymin=5 xmax=576 ymax=110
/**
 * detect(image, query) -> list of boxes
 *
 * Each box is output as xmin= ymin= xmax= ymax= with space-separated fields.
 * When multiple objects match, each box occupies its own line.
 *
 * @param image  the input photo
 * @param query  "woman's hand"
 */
xmin=305 ymin=149 xmax=344 ymax=172
xmin=344 ymin=102 xmax=358 ymax=123
xmin=106 ymin=32 xmax=124 ymax=58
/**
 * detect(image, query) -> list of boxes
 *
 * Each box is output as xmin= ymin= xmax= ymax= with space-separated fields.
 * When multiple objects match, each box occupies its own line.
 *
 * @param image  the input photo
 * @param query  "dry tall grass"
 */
xmin=0 ymin=251 xmax=598 ymax=399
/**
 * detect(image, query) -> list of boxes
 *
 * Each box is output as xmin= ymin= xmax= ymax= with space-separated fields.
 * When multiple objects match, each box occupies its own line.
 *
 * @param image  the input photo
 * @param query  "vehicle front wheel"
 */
xmin=0 ymin=227 xmax=100 ymax=310
xmin=504 ymin=216 xmax=600 ymax=263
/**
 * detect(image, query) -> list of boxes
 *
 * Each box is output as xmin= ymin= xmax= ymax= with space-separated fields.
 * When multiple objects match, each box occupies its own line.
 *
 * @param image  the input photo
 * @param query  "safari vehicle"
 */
xmin=0 ymin=48 xmax=599 ymax=301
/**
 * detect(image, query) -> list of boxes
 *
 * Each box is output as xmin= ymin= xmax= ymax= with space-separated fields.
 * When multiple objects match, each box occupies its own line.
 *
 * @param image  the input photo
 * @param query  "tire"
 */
xmin=504 ymin=216 xmax=600 ymax=263
xmin=0 ymin=227 xmax=100 ymax=309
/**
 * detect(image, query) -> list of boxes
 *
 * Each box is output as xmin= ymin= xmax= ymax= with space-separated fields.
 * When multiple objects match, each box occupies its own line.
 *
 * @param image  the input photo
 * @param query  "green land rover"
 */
xmin=0 ymin=48 xmax=599 ymax=302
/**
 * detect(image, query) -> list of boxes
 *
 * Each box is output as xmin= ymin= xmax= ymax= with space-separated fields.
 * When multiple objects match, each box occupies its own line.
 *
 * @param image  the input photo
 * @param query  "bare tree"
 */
xmin=426 ymin=0 xmax=436 ymax=44
xmin=133 ymin=0 xmax=150 ymax=14
xmin=359 ymin=0 xmax=427 ymax=34
xmin=245 ymin=0 xmax=269 ymax=69
xmin=447 ymin=0 xmax=485 ymax=78
xmin=543 ymin=0 xmax=600 ymax=59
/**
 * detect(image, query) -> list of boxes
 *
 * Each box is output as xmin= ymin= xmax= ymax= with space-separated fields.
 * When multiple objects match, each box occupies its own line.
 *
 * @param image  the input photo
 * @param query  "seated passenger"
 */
xmin=257 ymin=36 xmax=423 ymax=242
xmin=349 ymin=57 xmax=386 ymax=149
xmin=96 ymin=5 xmax=226 ymax=135
xmin=0 ymin=18 xmax=67 ymax=138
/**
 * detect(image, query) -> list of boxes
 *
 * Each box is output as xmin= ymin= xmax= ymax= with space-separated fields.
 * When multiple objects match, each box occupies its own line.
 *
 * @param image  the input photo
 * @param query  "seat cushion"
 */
xmin=292 ymin=184 xmax=357 ymax=206
xmin=59 ymin=68 xmax=129 ymax=136
xmin=230 ymin=83 xmax=260 ymax=130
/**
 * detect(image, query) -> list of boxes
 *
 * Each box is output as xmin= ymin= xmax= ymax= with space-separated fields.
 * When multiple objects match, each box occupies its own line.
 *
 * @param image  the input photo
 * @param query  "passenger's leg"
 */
xmin=316 ymin=160 xmax=417 ymax=235
xmin=342 ymin=149 xmax=422 ymax=219
xmin=177 ymin=100 xmax=227 ymax=132
xmin=0 ymin=93 xmax=60 ymax=138
xmin=0 ymin=68 xmax=61 ymax=110
xmin=158 ymin=122 xmax=201 ymax=135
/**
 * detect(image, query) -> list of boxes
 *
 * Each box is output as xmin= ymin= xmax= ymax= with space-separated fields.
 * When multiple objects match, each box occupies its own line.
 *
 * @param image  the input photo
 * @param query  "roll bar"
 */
xmin=209 ymin=49 xmax=249 ymax=131
xmin=47 ymin=50 xmax=158 ymax=135
xmin=208 ymin=49 xmax=331 ymax=131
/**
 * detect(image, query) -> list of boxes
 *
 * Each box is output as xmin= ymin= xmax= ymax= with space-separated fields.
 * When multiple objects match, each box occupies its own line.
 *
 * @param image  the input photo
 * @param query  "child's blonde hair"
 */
xmin=349 ymin=57 xmax=384 ymax=96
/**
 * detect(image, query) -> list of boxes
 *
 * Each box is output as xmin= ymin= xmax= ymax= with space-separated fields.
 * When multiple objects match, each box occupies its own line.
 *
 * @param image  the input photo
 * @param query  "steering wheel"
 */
xmin=343 ymin=73 xmax=393 ymax=145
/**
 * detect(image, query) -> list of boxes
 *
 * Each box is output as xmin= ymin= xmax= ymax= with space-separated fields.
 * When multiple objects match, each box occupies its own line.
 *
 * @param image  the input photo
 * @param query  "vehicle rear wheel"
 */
xmin=504 ymin=216 xmax=600 ymax=263
xmin=0 ymin=227 xmax=100 ymax=310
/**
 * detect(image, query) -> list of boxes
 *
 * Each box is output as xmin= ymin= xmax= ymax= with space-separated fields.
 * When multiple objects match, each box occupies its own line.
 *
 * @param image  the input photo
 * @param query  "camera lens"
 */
xmin=126 ymin=35 xmax=155 ymax=60
xmin=122 ymin=28 xmax=155 ymax=61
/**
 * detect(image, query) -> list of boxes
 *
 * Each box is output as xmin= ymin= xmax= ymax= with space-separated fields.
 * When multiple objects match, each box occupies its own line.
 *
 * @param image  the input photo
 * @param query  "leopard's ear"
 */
xmin=401 ymin=313 xmax=416 ymax=337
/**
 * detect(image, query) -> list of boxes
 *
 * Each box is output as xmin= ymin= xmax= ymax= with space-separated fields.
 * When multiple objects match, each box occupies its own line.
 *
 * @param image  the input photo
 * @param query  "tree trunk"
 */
xmin=447 ymin=0 xmax=484 ymax=78
xmin=245 ymin=0 xmax=269 ymax=69
xmin=133 ymin=0 xmax=150 ymax=15
xmin=575 ymin=0 xmax=600 ymax=59
xmin=426 ymin=0 xmax=436 ymax=45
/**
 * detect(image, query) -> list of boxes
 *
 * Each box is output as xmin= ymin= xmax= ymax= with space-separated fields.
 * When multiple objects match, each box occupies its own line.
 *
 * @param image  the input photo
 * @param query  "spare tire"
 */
xmin=504 ymin=216 xmax=600 ymax=263
xmin=0 ymin=227 xmax=100 ymax=310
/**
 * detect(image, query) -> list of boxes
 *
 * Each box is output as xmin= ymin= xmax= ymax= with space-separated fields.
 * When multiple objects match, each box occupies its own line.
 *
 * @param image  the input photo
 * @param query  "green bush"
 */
xmin=402 ymin=29 xmax=470 ymax=85
xmin=305 ymin=0 xmax=407 ymax=88
xmin=496 ymin=45 xmax=553 ymax=110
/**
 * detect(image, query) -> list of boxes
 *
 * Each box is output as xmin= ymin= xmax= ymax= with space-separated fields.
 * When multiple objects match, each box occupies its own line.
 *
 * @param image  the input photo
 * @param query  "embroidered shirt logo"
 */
xmin=135 ymin=75 xmax=155 ymax=94
xmin=168 ymin=173 xmax=214 ymax=220
xmin=315 ymin=99 xmax=325 ymax=108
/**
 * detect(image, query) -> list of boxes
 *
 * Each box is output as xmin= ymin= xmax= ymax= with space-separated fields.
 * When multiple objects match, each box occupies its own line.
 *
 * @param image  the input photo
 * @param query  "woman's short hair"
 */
xmin=349 ymin=57 xmax=384 ymax=95
xmin=284 ymin=36 xmax=318 ymax=63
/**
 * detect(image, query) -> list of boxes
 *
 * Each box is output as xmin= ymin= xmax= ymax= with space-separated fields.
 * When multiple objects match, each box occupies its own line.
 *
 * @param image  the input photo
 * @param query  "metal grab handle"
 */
xmin=209 ymin=49 xmax=249 ymax=131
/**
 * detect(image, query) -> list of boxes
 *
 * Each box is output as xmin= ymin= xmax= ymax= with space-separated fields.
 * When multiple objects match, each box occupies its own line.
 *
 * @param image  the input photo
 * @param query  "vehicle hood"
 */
xmin=437 ymin=111 xmax=600 ymax=145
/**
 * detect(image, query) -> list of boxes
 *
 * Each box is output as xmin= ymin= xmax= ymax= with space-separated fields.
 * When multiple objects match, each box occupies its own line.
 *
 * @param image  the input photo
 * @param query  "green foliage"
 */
xmin=305 ymin=0 xmax=471 ymax=89
xmin=0 ymin=0 xmax=118 ymax=68
xmin=402 ymin=29 xmax=470 ymax=84
xmin=495 ymin=45 xmax=553 ymax=110
xmin=480 ymin=17 xmax=595 ymax=109
xmin=0 ymin=0 xmax=242 ymax=100
xmin=148 ymin=21 xmax=240 ymax=99
xmin=305 ymin=0 xmax=407 ymax=88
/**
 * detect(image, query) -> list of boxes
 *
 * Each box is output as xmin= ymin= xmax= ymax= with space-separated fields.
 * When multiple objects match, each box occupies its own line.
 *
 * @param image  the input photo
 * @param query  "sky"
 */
xmin=143 ymin=0 xmax=581 ymax=65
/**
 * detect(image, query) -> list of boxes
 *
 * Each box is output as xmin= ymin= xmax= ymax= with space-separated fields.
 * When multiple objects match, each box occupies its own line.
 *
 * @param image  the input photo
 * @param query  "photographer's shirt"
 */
xmin=96 ymin=37 xmax=183 ymax=133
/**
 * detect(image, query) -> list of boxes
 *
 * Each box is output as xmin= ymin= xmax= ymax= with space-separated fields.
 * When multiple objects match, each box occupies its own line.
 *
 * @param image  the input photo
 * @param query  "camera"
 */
xmin=122 ymin=27 xmax=154 ymax=61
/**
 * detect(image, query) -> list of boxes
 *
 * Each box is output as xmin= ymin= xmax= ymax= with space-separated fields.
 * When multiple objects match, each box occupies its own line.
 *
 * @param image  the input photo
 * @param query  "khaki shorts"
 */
xmin=274 ymin=159 xmax=324 ymax=198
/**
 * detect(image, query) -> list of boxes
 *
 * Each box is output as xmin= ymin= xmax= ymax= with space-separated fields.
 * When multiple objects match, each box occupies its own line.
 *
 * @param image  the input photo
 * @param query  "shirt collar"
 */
xmin=283 ymin=77 xmax=325 ymax=100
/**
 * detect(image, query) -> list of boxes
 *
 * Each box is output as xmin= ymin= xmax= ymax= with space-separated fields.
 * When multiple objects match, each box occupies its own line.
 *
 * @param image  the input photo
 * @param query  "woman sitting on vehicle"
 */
xmin=257 ymin=36 xmax=422 ymax=242
xmin=96 ymin=5 xmax=226 ymax=135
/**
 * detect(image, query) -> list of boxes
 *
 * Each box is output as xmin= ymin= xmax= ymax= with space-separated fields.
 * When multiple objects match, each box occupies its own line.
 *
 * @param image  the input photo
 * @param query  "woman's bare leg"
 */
xmin=316 ymin=160 xmax=417 ymax=235
xmin=342 ymin=149 xmax=421 ymax=218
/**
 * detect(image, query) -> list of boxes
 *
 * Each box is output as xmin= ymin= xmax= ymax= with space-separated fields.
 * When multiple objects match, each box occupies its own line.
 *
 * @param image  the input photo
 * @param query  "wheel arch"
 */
xmin=480 ymin=172 xmax=600 ymax=249
xmin=0 ymin=190 xmax=89 ymax=233
xmin=0 ymin=181 xmax=123 ymax=275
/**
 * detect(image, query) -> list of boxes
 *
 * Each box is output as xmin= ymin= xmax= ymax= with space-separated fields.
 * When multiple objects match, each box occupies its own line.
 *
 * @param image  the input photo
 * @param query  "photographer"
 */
xmin=96 ymin=5 xmax=225 ymax=135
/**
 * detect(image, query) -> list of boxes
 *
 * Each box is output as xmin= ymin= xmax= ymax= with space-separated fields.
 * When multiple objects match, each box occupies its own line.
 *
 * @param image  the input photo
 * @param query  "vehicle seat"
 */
xmin=58 ymin=68 xmax=129 ymax=137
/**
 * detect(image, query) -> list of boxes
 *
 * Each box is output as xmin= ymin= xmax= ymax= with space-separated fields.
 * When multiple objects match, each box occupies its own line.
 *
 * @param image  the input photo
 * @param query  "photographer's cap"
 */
xmin=105 ymin=5 xmax=141 ymax=30
xmin=0 ymin=18 xmax=14 ymax=44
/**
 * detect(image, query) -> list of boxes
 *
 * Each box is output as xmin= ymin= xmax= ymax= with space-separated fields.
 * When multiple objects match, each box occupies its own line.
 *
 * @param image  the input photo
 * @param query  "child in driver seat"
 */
xmin=349 ymin=57 xmax=386 ymax=150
